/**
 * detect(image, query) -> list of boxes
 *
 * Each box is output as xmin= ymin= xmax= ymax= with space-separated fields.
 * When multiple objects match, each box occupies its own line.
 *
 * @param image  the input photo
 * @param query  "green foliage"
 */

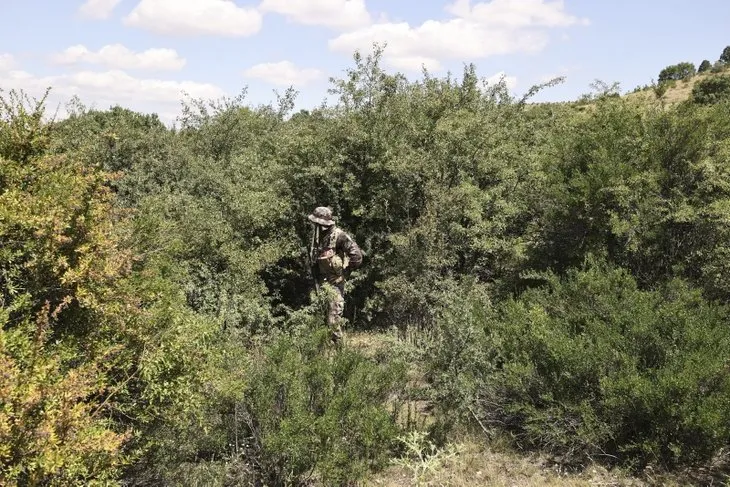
xmin=49 ymin=102 xmax=175 ymax=207
xmin=0 ymin=90 xmax=133 ymax=485
xmin=161 ymin=92 xmax=295 ymax=331
xmin=0 ymin=88 xmax=53 ymax=163
xmin=232 ymin=323 xmax=407 ymax=486
xmin=6 ymin=43 xmax=730 ymax=482
xmin=579 ymin=79 xmax=621 ymax=103
xmin=428 ymin=259 xmax=730 ymax=469
xmin=692 ymin=75 xmax=730 ymax=104
xmin=531 ymin=96 xmax=653 ymax=274
xmin=653 ymin=80 xmax=672 ymax=98
xmin=658 ymin=62 xmax=696 ymax=83
xmin=711 ymin=61 xmax=727 ymax=73
xmin=698 ymin=60 xmax=712 ymax=73
xmin=532 ymin=95 xmax=730 ymax=302
xmin=720 ymin=46 xmax=730 ymax=64
xmin=0 ymin=89 xmax=223 ymax=486
xmin=0 ymin=325 xmax=129 ymax=486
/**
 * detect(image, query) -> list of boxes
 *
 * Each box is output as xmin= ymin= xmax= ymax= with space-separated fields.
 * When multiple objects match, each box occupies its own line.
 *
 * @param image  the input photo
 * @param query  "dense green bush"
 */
xmin=231 ymin=322 xmax=407 ymax=486
xmin=692 ymin=75 xmax=730 ymax=104
xmin=428 ymin=259 xmax=730 ymax=468
xmin=532 ymin=95 xmax=730 ymax=303
xmin=711 ymin=62 xmax=727 ymax=73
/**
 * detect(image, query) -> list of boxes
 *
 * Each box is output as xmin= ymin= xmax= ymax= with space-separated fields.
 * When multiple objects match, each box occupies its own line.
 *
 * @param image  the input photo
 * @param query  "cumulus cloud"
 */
xmin=243 ymin=61 xmax=324 ymax=86
xmin=0 ymin=69 xmax=223 ymax=103
xmin=0 ymin=65 xmax=225 ymax=124
xmin=78 ymin=0 xmax=123 ymax=19
xmin=259 ymin=0 xmax=370 ymax=30
xmin=53 ymin=44 xmax=186 ymax=71
xmin=446 ymin=0 xmax=589 ymax=28
xmin=124 ymin=0 xmax=262 ymax=37
xmin=329 ymin=0 xmax=589 ymax=72
xmin=484 ymin=71 xmax=518 ymax=90
xmin=0 ymin=53 xmax=16 ymax=72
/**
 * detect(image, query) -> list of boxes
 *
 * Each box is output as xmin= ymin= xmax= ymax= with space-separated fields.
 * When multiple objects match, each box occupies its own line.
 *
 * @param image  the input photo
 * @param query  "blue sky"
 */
xmin=1 ymin=0 xmax=729 ymax=123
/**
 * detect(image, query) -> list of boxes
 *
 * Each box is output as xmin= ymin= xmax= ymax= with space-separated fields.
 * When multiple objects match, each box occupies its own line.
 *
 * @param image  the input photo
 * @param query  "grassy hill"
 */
xmin=625 ymin=65 xmax=730 ymax=105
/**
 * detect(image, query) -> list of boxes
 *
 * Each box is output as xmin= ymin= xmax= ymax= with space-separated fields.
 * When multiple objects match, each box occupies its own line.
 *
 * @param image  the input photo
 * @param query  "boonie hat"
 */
xmin=307 ymin=206 xmax=335 ymax=226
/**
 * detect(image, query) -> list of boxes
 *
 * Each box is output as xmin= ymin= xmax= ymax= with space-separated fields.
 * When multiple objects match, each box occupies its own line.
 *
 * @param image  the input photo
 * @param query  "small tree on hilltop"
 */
xmin=658 ymin=62 xmax=696 ymax=82
xmin=720 ymin=45 xmax=730 ymax=64
xmin=698 ymin=60 xmax=712 ymax=73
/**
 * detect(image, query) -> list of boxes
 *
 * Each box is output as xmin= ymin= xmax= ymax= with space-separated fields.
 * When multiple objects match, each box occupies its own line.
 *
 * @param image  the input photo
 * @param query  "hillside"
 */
xmin=625 ymin=65 xmax=730 ymax=105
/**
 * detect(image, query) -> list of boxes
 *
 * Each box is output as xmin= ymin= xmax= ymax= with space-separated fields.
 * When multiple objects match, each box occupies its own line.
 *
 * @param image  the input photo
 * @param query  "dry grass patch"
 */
xmin=347 ymin=330 xmax=397 ymax=358
xmin=367 ymin=437 xmax=698 ymax=487
xmin=626 ymin=69 xmax=730 ymax=105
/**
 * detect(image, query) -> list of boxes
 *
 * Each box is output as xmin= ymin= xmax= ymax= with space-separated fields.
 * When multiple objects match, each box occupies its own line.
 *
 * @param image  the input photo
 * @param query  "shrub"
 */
xmin=711 ymin=61 xmax=727 ymax=73
xmin=698 ymin=60 xmax=712 ymax=73
xmin=692 ymin=75 xmax=730 ymax=104
xmin=233 ymin=323 xmax=408 ymax=486
xmin=0 ymin=326 xmax=129 ymax=486
xmin=654 ymin=81 xmax=671 ymax=98
xmin=428 ymin=259 xmax=730 ymax=469
xmin=0 ymin=89 xmax=224 ymax=487
xmin=0 ymin=89 xmax=134 ymax=485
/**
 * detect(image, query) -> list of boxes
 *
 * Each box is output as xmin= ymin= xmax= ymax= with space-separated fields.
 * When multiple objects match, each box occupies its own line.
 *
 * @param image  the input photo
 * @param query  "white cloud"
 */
xmin=124 ymin=0 xmax=262 ymax=37
xmin=484 ymin=71 xmax=518 ymax=90
xmin=53 ymin=44 xmax=186 ymax=71
xmin=0 ymin=53 xmax=16 ymax=72
xmin=0 ymin=66 xmax=225 ymax=124
xmin=329 ymin=0 xmax=589 ymax=72
xmin=259 ymin=0 xmax=370 ymax=30
xmin=446 ymin=0 xmax=590 ymax=28
xmin=244 ymin=61 xmax=323 ymax=86
xmin=1 ymin=69 xmax=224 ymax=103
xmin=78 ymin=0 xmax=123 ymax=19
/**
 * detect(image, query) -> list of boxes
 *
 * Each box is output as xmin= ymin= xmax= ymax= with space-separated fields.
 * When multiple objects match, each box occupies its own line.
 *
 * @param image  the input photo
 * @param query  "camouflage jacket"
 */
xmin=313 ymin=226 xmax=362 ymax=284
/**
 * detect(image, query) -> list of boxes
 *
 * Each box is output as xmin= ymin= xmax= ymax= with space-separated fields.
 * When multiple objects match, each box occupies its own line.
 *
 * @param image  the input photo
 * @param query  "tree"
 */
xmin=698 ymin=59 xmax=712 ymax=73
xmin=658 ymin=62 xmax=696 ymax=82
xmin=720 ymin=45 xmax=730 ymax=64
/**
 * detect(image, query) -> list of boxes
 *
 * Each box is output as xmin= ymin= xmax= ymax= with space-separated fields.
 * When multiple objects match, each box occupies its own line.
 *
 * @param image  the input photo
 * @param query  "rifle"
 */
xmin=307 ymin=224 xmax=320 ymax=293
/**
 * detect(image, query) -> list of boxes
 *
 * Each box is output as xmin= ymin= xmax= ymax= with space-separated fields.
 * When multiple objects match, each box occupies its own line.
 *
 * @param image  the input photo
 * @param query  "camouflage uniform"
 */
xmin=308 ymin=207 xmax=363 ymax=344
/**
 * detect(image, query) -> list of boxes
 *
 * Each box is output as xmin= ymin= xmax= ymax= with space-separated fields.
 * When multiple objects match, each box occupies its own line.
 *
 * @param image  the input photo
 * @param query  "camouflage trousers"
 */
xmin=322 ymin=281 xmax=345 ymax=344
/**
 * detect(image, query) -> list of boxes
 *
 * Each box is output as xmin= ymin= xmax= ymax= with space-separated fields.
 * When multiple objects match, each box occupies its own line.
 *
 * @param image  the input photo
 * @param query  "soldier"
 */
xmin=307 ymin=206 xmax=363 ymax=344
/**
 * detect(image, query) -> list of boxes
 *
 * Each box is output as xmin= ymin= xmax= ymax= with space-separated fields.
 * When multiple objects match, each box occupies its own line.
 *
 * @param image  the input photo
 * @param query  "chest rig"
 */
xmin=316 ymin=227 xmax=345 ymax=284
